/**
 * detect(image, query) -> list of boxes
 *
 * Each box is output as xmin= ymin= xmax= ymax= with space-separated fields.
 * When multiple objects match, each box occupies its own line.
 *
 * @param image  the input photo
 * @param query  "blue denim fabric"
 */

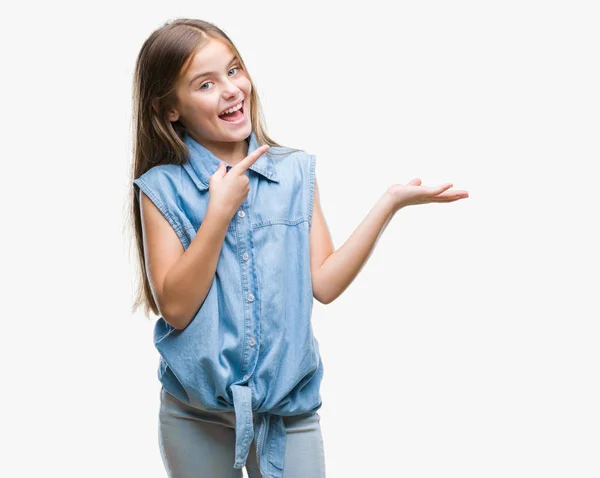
xmin=133 ymin=131 xmax=324 ymax=478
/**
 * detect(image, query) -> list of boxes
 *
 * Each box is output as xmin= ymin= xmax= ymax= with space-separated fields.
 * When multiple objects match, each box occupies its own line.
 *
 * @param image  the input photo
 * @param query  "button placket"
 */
xmin=236 ymin=200 xmax=258 ymax=378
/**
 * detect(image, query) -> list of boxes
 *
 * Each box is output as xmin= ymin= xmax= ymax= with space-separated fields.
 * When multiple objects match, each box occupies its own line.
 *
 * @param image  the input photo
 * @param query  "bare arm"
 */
xmin=140 ymin=191 xmax=230 ymax=330
xmin=310 ymin=175 xmax=468 ymax=305
xmin=162 ymin=204 xmax=231 ymax=329
xmin=310 ymin=183 xmax=396 ymax=305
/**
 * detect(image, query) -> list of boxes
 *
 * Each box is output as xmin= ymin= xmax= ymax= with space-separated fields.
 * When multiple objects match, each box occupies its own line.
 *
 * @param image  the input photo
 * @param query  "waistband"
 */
xmin=230 ymin=383 xmax=287 ymax=478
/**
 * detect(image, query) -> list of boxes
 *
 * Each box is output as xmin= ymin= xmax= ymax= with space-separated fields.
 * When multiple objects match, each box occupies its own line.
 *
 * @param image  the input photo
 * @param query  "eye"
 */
xmin=199 ymin=66 xmax=242 ymax=91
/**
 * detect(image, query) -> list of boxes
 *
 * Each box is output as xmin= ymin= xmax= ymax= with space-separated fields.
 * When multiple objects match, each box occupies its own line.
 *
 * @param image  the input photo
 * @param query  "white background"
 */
xmin=1 ymin=0 xmax=598 ymax=477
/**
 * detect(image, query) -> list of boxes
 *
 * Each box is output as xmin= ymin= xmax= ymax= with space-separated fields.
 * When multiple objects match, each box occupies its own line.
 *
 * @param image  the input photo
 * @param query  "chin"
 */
xmin=229 ymin=121 xmax=252 ymax=141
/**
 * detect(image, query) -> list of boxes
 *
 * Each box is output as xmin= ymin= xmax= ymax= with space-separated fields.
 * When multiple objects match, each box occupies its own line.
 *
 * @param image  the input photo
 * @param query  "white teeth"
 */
xmin=219 ymin=102 xmax=243 ymax=116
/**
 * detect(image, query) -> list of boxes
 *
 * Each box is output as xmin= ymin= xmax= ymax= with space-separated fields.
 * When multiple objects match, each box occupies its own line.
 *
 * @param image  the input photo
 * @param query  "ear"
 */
xmin=152 ymin=98 xmax=180 ymax=122
xmin=166 ymin=109 xmax=180 ymax=122
xmin=151 ymin=98 xmax=160 ymax=115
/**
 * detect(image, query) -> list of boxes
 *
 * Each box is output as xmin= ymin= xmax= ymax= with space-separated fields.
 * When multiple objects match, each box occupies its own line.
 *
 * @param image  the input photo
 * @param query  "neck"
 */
xmin=190 ymin=133 xmax=249 ymax=167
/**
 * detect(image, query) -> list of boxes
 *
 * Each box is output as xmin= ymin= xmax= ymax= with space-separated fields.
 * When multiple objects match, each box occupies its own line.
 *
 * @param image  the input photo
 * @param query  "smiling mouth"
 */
xmin=218 ymin=100 xmax=246 ymax=123
xmin=218 ymin=99 xmax=244 ymax=116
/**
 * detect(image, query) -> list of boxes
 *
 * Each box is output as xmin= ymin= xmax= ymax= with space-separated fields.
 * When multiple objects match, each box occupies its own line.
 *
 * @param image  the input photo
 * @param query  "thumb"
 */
xmin=213 ymin=161 xmax=227 ymax=179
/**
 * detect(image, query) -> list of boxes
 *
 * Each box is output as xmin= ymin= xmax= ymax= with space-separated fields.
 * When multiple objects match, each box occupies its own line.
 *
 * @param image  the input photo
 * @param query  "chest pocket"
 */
xmin=249 ymin=154 xmax=313 ymax=231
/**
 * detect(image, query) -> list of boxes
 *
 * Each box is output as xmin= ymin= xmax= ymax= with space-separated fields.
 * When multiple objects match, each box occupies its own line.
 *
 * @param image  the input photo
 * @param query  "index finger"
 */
xmin=231 ymin=144 xmax=270 ymax=174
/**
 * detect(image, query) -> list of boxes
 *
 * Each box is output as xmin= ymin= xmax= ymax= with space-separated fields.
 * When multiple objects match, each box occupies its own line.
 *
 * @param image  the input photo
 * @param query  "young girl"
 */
xmin=129 ymin=18 xmax=468 ymax=478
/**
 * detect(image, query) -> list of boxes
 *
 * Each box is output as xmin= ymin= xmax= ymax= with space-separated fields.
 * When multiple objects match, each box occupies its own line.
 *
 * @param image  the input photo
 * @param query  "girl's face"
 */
xmin=167 ymin=37 xmax=252 ymax=149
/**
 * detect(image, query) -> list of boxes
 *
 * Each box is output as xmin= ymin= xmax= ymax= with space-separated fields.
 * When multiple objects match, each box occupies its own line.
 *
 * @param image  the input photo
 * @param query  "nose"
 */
xmin=222 ymin=78 xmax=241 ymax=97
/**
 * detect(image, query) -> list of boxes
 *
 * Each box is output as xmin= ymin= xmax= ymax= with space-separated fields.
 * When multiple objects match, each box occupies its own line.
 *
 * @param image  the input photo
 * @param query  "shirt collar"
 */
xmin=182 ymin=130 xmax=279 ymax=191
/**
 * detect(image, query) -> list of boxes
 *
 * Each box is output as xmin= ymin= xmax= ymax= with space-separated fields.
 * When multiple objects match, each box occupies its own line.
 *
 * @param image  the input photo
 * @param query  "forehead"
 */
xmin=184 ymin=38 xmax=235 ymax=77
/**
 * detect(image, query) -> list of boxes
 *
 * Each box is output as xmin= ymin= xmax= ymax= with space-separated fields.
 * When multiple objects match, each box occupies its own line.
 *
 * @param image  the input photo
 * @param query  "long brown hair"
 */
xmin=126 ymin=18 xmax=302 ymax=319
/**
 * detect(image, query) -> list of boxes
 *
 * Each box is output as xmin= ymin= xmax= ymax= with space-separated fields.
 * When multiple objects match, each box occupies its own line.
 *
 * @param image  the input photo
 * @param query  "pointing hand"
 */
xmin=208 ymin=144 xmax=270 ymax=218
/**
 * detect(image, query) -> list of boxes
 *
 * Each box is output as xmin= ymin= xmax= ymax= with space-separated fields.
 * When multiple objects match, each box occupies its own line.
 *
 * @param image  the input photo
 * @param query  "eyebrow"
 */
xmin=189 ymin=56 xmax=238 ymax=86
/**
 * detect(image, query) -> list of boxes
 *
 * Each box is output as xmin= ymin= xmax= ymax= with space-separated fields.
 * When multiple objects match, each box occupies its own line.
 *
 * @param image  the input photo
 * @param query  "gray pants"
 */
xmin=158 ymin=386 xmax=327 ymax=477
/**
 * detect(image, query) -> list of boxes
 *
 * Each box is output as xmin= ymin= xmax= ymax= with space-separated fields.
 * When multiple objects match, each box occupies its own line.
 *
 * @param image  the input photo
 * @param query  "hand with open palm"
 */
xmin=387 ymin=178 xmax=469 ymax=210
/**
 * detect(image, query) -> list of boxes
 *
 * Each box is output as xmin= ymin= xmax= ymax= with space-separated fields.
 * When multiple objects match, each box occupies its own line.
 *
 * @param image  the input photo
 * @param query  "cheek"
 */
xmin=238 ymin=75 xmax=252 ymax=93
xmin=190 ymin=96 xmax=220 ymax=118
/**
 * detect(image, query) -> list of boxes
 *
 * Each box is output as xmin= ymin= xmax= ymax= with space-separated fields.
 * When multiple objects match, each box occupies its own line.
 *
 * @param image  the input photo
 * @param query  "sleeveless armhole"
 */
xmin=308 ymin=153 xmax=316 ymax=231
xmin=133 ymin=176 xmax=192 ymax=249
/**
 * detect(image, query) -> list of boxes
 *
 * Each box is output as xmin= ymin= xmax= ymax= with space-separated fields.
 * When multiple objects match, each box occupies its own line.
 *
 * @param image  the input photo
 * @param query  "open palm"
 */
xmin=387 ymin=178 xmax=469 ymax=209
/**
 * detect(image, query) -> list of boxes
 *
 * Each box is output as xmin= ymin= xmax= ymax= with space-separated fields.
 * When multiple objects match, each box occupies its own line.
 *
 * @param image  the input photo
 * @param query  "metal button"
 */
xmin=249 ymin=337 xmax=256 ymax=347
xmin=247 ymin=292 xmax=254 ymax=302
xmin=242 ymin=252 xmax=249 ymax=261
xmin=238 ymin=209 xmax=245 ymax=218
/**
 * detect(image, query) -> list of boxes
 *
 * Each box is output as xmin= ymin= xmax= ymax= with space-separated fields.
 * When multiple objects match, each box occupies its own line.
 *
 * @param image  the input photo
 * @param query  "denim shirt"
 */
xmin=133 ymin=130 xmax=324 ymax=478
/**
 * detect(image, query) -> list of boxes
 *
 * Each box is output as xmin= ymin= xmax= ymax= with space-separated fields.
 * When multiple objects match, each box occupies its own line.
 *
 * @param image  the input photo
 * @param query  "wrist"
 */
xmin=206 ymin=203 xmax=234 ymax=226
xmin=382 ymin=189 xmax=403 ymax=214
